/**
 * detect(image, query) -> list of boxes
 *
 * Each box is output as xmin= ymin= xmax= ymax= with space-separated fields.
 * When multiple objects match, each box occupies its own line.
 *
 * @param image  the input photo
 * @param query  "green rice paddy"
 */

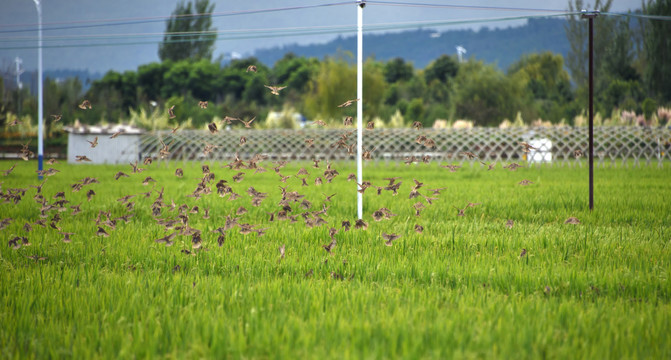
xmin=0 ymin=159 xmax=670 ymax=359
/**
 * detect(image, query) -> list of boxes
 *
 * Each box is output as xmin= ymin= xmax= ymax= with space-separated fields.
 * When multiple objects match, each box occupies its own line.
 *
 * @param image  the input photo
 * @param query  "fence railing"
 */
xmin=139 ymin=126 xmax=671 ymax=167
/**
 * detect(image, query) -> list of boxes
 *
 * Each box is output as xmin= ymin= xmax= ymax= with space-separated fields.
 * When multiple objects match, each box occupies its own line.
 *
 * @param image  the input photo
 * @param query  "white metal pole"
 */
xmin=34 ymin=0 xmax=44 ymax=180
xmin=356 ymin=1 xmax=364 ymax=220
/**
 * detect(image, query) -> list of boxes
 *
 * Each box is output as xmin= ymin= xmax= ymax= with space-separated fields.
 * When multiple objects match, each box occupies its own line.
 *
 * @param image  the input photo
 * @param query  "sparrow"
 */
xmin=78 ymin=100 xmax=92 ymax=109
xmin=564 ymin=217 xmax=580 ymax=225
xmin=322 ymin=238 xmax=336 ymax=255
xmin=520 ymin=142 xmax=538 ymax=153
xmin=278 ymin=244 xmax=286 ymax=261
xmin=207 ymin=122 xmax=218 ymax=134
xmin=264 ymin=85 xmax=287 ymax=95
xmin=337 ymin=98 xmax=359 ymax=108
xmin=382 ymin=232 xmax=401 ymax=246
xmin=506 ymin=219 xmax=514 ymax=229
xmin=460 ymin=151 xmax=477 ymax=159
xmin=87 ymin=137 xmax=98 ymax=148
xmin=240 ymin=117 xmax=255 ymax=128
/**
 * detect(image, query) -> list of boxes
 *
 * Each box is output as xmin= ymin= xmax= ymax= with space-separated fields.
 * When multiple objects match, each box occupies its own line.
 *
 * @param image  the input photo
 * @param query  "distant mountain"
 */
xmin=253 ymin=17 xmax=570 ymax=71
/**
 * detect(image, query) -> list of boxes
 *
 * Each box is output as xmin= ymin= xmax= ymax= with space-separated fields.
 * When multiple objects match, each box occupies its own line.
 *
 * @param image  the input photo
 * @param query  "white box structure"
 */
xmin=65 ymin=124 xmax=144 ymax=164
xmin=527 ymin=138 xmax=553 ymax=164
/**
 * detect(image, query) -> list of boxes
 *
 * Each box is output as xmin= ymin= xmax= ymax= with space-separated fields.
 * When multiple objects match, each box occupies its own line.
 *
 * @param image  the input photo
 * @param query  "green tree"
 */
xmin=161 ymin=61 xmax=191 ymax=98
xmin=272 ymin=53 xmax=319 ymax=92
xmin=187 ymin=59 xmax=219 ymax=101
xmin=86 ymin=70 xmax=137 ymax=121
xmin=642 ymin=0 xmax=671 ymax=102
xmin=452 ymin=60 xmax=526 ymax=126
xmin=424 ymin=55 xmax=459 ymax=84
xmin=508 ymin=52 xmax=573 ymax=121
xmin=158 ymin=0 xmax=216 ymax=62
xmin=137 ymin=62 xmax=170 ymax=102
xmin=304 ymin=55 xmax=356 ymax=121
xmin=407 ymin=98 xmax=425 ymax=126
xmin=565 ymin=0 xmax=609 ymax=89
xmin=383 ymin=57 xmax=414 ymax=84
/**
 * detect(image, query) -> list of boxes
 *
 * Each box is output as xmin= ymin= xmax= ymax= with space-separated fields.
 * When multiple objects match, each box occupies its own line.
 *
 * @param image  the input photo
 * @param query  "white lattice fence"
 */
xmin=139 ymin=126 xmax=671 ymax=167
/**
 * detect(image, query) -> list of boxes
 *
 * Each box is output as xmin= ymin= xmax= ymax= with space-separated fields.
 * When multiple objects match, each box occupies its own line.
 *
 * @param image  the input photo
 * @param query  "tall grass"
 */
xmin=0 ymin=159 xmax=670 ymax=359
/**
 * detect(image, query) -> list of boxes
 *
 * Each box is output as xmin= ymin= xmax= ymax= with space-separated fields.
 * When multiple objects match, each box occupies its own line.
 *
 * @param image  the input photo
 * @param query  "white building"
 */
xmin=65 ymin=123 xmax=144 ymax=164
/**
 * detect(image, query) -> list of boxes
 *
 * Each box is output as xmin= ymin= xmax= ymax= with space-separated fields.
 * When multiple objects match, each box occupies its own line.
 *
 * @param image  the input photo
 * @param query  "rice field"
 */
xmin=1 ymin=159 xmax=670 ymax=359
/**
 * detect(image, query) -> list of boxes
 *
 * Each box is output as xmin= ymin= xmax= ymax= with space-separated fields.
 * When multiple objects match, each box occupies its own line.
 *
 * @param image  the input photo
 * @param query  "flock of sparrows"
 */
xmin=2 ymin=67 xmax=582 ymax=270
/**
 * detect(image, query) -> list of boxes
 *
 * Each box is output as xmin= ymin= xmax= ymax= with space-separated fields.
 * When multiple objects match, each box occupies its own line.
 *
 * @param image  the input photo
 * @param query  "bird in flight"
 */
xmin=240 ymin=117 xmax=256 ymax=128
xmin=322 ymin=238 xmax=336 ymax=255
xmin=460 ymin=151 xmax=477 ymax=159
xmin=519 ymin=142 xmax=538 ymax=153
xmin=87 ymin=137 xmax=98 ymax=148
xmin=168 ymin=105 xmax=176 ymax=119
xmin=78 ymin=100 xmax=92 ymax=109
xmin=265 ymin=85 xmax=287 ymax=95
xmin=207 ymin=122 xmax=218 ymax=134
xmin=246 ymin=65 xmax=257 ymax=72
xmin=198 ymin=101 xmax=208 ymax=109
xmin=382 ymin=232 xmax=401 ymax=246
xmin=337 ymin=98 xmax=359 ymax=108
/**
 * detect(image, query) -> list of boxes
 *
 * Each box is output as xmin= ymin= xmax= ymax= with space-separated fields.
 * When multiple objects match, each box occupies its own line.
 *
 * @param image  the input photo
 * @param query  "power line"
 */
xmin=365 ymin=1 xmax=570 ymax=13
xmin=601 ymin=11 xmax=671 ymax=21
xmin=0 ymin=12 xmax=578 ymax=49
xmin=0 ymin=2 xmax=355 ymax=34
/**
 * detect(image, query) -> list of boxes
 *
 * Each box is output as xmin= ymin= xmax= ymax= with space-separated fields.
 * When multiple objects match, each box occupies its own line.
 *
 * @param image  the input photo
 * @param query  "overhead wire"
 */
xmin=0 ymin=2 xmax=355 ymax=34
xmin=0 ymin=1 xmax=668 ymax=51
xmin=0 ymin=12 xmax=580 ymax=50
xmin=365 ymin=1 xmax=569 ymax=13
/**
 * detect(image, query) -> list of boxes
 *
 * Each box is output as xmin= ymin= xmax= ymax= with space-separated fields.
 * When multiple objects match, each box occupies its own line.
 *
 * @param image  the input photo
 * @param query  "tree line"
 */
xmin=0 ymin=0 xmax=669 ymax=132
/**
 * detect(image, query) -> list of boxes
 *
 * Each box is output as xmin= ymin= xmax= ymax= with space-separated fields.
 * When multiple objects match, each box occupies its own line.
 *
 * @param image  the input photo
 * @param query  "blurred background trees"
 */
xmin=1 ymin=0 xmax=670 ymax=131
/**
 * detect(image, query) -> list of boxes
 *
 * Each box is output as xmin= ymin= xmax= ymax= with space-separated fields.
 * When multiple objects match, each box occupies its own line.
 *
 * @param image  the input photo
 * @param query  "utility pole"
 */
xmin=32 ymin=0 xmax=44 ymax=180
xmin=581 ymin=9 xmax=599 ymax=211
xmin=356 ymin=0 xmax=365 ymax=220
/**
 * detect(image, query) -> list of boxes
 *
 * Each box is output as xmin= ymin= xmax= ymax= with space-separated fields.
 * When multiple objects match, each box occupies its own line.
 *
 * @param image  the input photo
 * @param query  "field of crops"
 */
xmin=1 ymin=158 xmax=670 ymax=359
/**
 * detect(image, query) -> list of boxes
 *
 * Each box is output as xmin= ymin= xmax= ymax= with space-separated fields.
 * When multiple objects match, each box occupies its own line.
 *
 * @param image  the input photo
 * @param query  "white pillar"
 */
xmin=356 ymin=1 xmax=365 ymax=220
xmin=34 ymin=0 xmax=44 ymax=179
